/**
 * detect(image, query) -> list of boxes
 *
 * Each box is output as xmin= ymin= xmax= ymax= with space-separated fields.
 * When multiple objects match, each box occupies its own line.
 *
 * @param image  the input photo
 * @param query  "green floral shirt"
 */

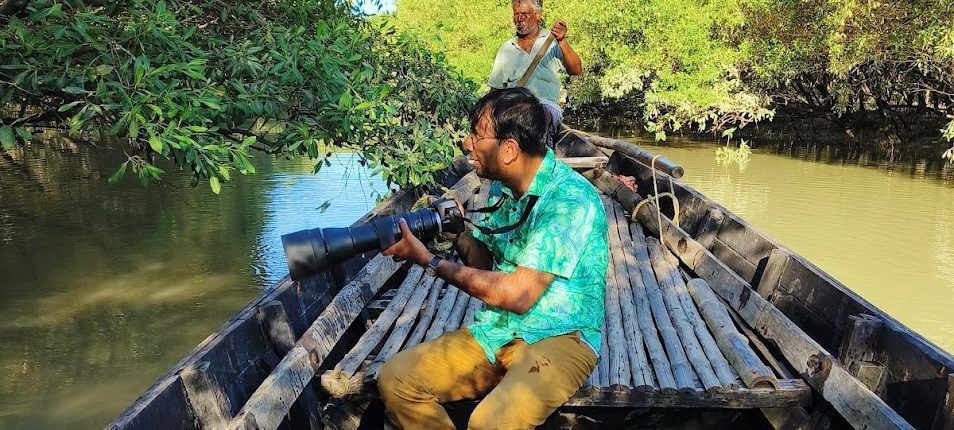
xmin=468 ymin=149 xmax=608 ymax=363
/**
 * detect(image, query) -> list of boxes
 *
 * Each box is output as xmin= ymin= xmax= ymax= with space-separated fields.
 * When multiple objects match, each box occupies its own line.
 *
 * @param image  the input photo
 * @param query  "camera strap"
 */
xmin=463 ymin=194 xmax=540 ymax=236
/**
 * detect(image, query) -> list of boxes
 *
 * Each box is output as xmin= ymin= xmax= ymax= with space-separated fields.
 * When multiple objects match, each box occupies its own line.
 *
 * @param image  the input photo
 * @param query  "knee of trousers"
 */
xmin=376 ymin=358 xmax=403 ymax=399
xmin=376 ymin=351 xmax=422 ymax=402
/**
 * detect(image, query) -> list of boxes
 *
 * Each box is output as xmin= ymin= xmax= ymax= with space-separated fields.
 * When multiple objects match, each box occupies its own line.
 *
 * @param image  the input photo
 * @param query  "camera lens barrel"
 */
xmin=281 ymin=208 xmax=444 ymax=281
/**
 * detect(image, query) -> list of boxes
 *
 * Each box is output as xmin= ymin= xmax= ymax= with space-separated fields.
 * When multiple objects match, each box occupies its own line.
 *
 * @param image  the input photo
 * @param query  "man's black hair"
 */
xmin=469 ymin=87 xmax=548 ymax=157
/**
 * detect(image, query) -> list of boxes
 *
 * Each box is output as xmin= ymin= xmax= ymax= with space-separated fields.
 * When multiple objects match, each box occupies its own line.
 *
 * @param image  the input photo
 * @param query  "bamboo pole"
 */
xmin=671 ymin=270 xmax=739 ymax=388
xmin=627 ymin=223 xmax=676 ymax=390
xmin=424 ymin=285 xmax=461 ymax=341
xmin=687 ymin=278 xmax=779 ymax=390
xmin=403 ymin=279 xmax=447 ymax=349
xmin=602 ymin=197 xmax=633 ymax=387
xmin=645 ymin=237 xmax=724 ymax=391
xmin=367 ymin=274 xmax=441 ymax=379
xmin=584 ymin=134 xmax=684 ymax=178
xmin=631 ymin=228 xmax=694 ymax=389
xmin=606 ymin=200 xmax=654 ymax=389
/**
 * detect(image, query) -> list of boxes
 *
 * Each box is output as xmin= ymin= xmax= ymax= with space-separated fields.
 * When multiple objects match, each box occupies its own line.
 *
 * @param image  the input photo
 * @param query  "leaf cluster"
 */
xmin=1 ymin=0 xmax=478 ymax=192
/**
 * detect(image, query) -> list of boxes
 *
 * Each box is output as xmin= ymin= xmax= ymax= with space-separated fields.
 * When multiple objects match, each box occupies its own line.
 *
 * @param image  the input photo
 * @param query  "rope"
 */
xmin=631 ymin=155 xmax=681 ymax=248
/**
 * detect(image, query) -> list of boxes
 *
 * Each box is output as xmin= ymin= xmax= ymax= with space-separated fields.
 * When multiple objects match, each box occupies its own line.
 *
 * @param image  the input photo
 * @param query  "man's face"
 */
xmin=512 ymin=2 xmax=541 ymax=36
xmin=463 ymin=111 xmax=502 ymax=180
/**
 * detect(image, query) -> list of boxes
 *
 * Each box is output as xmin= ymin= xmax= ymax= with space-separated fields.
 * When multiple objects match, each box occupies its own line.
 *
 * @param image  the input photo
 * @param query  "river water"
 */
xmin=1 ymin=133 xmax=952 ymax=428
xmin=0 ymin=135 xmax=391 ymax=429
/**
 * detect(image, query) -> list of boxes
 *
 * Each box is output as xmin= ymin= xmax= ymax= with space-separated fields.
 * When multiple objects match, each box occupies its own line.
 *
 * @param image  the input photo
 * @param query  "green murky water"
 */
xmin=0 ymin=135 xmax=391 ymax=429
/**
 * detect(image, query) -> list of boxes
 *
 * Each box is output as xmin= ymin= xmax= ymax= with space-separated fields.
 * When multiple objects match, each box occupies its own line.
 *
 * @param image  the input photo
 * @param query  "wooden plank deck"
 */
xmin=317 ymin=189 xmax=811 ymax=414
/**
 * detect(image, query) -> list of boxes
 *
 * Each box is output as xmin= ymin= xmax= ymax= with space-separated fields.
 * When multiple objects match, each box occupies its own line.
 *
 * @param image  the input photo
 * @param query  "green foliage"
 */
xmin=390 ymin=0 xmax=774 ymax=139
xmin=390 ymin=0 xmax=954 ymax=154
xmin=1 ymin=0 xmax=477 ymax=192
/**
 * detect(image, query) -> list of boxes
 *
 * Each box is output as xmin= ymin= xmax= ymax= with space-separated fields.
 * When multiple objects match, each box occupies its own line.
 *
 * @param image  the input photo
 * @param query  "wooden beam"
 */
xmin=838 ymin=314 xmax=885 ymax=393
xmin=584 ymin=134 xmax=684 ymax=178
xmin=757 ymin=249 xmax=791 ymax=299
xmin=568 ymin=379 xmax=810 ymax=408
xmin=838 ymin=314 xmax=883 ymax=364
xmin=179 ymin=361 xmax=232 ymax=429
xmin=256 ymin=300 xmax=322 ymax=430
xmin=225 ymin=255 xmax=403 ymax=430
xmin=694 ymin=207 xmax=724 ymax=250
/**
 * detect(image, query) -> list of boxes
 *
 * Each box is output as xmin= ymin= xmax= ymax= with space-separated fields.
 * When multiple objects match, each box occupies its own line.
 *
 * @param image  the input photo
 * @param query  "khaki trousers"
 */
xmin=377 ymin=328 xmax=597 ymax=430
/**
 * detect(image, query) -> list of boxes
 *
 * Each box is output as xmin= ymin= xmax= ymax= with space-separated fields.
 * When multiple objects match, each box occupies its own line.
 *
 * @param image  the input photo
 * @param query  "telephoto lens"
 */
xmin=282 ymin=207 xmax=451 ymax=281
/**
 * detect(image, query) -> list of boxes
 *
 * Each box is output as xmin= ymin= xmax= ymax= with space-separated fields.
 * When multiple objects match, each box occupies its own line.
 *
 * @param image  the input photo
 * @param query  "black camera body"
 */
xmin=281 ymin=197 xmax=464 ymax=281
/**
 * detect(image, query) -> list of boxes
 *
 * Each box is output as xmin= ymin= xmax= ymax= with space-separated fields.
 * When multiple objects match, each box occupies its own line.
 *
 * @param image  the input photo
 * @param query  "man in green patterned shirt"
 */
xmin=379 ymin=87 xmax=608 ymax=429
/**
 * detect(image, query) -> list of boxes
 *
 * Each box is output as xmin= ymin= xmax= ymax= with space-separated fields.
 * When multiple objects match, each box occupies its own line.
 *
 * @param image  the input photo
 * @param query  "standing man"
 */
xmin=378 ymin=88 xmax=607 ymax=429
xmin=488 ymin=0 xmax=583 ymax=104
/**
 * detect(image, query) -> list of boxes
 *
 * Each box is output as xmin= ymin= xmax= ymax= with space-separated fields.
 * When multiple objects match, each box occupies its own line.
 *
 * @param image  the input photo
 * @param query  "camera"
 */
xmin=281 ymin=197 xmax=464 ymax=280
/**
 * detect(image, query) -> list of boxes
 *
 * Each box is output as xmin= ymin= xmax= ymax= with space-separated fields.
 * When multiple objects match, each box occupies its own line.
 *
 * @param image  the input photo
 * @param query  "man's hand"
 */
xmin=551 ymin=19 xmax=568 ymax=42
xmin=382 ymin=218 xmax=433 ymax=266
xmin=551 ymin=18 xmax=582 ymax=75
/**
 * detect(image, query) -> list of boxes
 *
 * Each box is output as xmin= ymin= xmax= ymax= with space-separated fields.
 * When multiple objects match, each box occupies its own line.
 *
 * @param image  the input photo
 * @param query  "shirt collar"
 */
xmin=499 ymin=148 xmax=556 ymax=200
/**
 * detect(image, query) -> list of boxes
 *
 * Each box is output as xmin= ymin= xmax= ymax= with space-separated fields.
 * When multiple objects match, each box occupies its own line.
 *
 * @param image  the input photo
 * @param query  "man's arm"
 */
xmin=434 ymin=260 xmax=554 ymax=315
xmin=550 ymin=19 xmax=582 ymax=76
xmin=382 ymin=219 xmax=554 ymax=315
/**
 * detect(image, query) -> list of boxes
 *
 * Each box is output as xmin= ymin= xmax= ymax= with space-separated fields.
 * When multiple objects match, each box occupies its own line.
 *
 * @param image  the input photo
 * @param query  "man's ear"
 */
xmin=501 ymin=138 xmax=520 ymax=165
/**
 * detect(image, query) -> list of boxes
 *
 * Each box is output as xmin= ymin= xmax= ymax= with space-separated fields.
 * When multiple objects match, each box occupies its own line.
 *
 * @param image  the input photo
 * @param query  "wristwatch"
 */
xmin=425 ymin=255 xmax=444 ymax=277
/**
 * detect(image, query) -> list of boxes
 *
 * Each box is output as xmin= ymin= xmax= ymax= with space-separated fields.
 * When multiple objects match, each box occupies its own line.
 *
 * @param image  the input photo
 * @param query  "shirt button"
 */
xmin=508 ymin=239 xmax=513 ymax=243
xmin=512 ymin=332 xmax=517 ymax=336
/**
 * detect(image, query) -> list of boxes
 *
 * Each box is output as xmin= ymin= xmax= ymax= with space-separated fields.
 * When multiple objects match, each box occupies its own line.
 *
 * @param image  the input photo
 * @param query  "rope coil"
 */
xmin=631 ymin=155 xmax=680 ymax=248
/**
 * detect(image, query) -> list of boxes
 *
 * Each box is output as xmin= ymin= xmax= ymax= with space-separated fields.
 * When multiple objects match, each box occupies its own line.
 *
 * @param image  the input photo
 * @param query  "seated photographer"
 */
xmin=379 ymin=87 xmax=609 ymax=429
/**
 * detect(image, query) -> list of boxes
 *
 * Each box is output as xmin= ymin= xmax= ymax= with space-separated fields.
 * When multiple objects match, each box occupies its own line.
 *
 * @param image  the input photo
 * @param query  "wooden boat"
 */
xmin=108 ymin=130 xmax=954 ymax=430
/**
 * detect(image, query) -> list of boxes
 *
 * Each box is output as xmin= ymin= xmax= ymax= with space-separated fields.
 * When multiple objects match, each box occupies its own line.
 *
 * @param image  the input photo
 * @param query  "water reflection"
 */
xmin=0 ymin=135 xmax=390 ymax=429
xmin=594 ymin=131 xmax=954 ymax=353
